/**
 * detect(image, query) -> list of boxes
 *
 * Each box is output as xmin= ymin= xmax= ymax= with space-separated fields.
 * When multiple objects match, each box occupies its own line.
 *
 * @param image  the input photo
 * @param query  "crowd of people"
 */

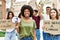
xmin=4 ymin=2 xmax=60 ymax=40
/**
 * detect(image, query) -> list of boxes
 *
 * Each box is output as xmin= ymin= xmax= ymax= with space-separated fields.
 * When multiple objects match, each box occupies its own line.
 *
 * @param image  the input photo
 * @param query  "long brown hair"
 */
xmin=49 ymin=8 xmax=59 ymax=19
xmin=7 ymin=11 xmax=14 ymax=19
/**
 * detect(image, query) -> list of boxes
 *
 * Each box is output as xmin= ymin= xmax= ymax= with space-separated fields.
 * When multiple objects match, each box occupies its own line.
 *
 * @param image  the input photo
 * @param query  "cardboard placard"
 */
xmin=0 ymin=20 xmax=15 ymax=30
xmin=43 ymin=20 xmax=60 ymax=35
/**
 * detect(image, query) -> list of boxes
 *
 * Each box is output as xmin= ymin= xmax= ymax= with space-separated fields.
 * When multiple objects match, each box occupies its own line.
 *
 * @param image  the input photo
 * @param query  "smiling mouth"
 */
xmin=25 ymin=14 xmax=29 ymax=15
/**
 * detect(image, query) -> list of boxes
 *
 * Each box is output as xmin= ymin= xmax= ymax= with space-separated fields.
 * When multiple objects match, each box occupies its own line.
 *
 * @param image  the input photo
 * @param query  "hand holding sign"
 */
xmin=43 ymin=20 xmax=60 ymax=35
xmin=0 ymin=19 xmax=15 ymax=30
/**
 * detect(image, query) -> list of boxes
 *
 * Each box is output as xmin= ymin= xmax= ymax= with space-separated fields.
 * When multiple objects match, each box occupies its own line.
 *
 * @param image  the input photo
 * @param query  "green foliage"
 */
xmin=0 ymin=32 xmax=5 ymax=37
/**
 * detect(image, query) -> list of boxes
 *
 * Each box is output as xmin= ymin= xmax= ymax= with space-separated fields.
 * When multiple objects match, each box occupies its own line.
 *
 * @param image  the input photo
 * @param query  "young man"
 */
xmin=32 ymin=10 xmax=40 ymax=40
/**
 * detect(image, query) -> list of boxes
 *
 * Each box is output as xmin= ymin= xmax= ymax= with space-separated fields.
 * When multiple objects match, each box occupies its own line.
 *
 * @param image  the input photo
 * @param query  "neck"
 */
xmin=9 ymin=17 xmax=12 ymax=19
xmin=24 ymin=17 xmax=30 ymax=20
xmin=46 ymin=12 xmax=49 ymax=15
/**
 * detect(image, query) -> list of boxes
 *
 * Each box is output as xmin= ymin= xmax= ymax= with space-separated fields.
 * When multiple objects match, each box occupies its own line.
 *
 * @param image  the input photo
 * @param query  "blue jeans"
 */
xmin=43 ymin=32 xmax=59 ymax=40
xmin=21 ymin=36 xmax=32 ymax=40
xmin=5 ymin=30 xmax=16 ymax=40
xmin=36 ymin=29 xmax=40 ymax=40
xmin=16 ymin=32 xmax=20 ymax=40
xmin=50 ymin=35 xmax=59 ymax=40
xmin=58 ymin=36 xmax=60 ymax=40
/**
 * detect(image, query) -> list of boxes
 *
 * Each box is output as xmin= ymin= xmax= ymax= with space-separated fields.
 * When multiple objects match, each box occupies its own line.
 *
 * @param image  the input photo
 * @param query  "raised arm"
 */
xmin=35 ymin=2 xmax=44 ymax=19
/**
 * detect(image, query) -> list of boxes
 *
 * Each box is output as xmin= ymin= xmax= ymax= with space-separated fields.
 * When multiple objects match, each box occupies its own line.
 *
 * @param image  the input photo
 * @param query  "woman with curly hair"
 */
xmin=19 ymin=5 xmax=36 ymax=40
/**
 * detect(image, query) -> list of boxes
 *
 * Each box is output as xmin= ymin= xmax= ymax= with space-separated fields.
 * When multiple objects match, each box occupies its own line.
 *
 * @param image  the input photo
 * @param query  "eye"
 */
xmin=53 ymin=12 xmax=55 ymax=13
xmin=51 ymin=12 xmax=56 ymax=13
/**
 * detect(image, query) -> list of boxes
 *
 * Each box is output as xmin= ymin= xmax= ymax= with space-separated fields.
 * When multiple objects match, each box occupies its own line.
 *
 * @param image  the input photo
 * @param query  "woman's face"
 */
xmin=9 ymin=13 xmax=13 ymax=19
xmin=50 ymin=10 xmax=56 ymax=19
xmin=24 ymin=9 xmax=30 ymax=18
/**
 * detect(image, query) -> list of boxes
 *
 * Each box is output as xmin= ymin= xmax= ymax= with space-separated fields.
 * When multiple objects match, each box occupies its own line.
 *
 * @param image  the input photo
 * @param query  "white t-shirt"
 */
xmin=40 ymin=13 xmax=50 ymax=40
xmin=6 ymin=17 xmax=20 ymax=32
xmin=40 ymin=13 xmax=50 ymax=29
xmin=43 ymin=13 xmax=50 ymax=20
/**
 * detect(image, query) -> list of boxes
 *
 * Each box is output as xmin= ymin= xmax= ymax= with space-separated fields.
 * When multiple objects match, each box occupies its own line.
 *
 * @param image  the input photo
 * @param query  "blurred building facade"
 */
xmin=0 ymin=0 xmax=60 ymax=19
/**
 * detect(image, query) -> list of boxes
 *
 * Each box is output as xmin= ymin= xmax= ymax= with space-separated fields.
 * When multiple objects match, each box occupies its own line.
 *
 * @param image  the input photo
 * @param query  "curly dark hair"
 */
xmin=7 ymin=11 xmax=14 ymax=19
xmin=21 ymin=5 xmax=33 ymax=17
xmin=18 ymin=13 xmax=22 ymax=18
xmin=50 ymin=8 xmax=59 ymax=19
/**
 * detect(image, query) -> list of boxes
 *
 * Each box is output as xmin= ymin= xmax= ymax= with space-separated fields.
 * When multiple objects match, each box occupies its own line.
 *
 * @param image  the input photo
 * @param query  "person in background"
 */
xmin=35 ymin=2 xmax=51 ymax=20
xmin=32 ymin=10 xmax=40 ymax=40
xmin=43 ymin=8 xmax=59 ymax=40
xmin=19 ymin=5 xmax=36 ymax=40
xmin=43 ymin=6 xmax=51 ymax=20
xmin=5 ymin=11 xmax=16 ymax=40
xmin=42 ymin=6 xmax=51 ymax=40
xmin=16 ymin=13 xmax=23 ymax=40
xmin=11 ymin=13 xmax=21 ymax=40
